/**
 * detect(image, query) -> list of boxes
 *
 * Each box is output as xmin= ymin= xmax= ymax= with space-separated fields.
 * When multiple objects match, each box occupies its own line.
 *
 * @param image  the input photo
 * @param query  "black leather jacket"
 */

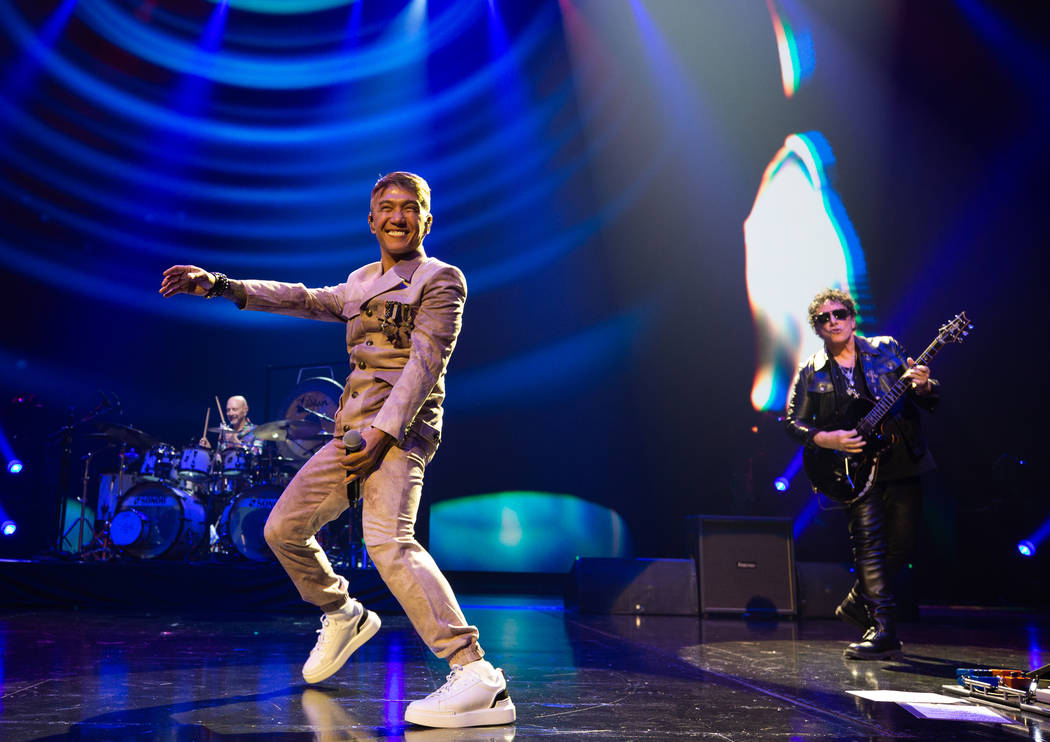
xmin=785 ymin=335 xmax=939 ymax=464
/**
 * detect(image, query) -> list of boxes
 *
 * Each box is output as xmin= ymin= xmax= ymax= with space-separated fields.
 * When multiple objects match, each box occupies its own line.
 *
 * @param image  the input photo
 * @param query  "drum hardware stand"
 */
xmin=326 ymin=499 xmax=372 ymax=570
xmin=48 ymin=394 xmax=117 ymax=556
xmin=298 ymin=403 xmax=334 ymax=423
xmin=49 ymin=407 xmax=77 ymax=556
xmin=63 ymin=451 xmax=120 ymax=562
xmin=59 ymin=452 xmax=96 ymax=557
xmin=116 ymin=441 xmax=128 ymax=498
xmin=82 ymin=522 xmax=116 ymax=562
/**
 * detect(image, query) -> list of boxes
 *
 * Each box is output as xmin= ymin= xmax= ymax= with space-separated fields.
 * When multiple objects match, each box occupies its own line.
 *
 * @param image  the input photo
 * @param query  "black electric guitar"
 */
xmin=802 ymin=312 xmax=972 ymax=504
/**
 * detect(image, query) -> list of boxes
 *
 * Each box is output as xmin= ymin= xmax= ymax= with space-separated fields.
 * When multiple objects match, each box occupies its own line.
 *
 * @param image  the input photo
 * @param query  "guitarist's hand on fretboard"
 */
xmin=814 ymin=428 xmax=866 ymax=454
xmin=903 ymin=357 xmax=933 ymax=395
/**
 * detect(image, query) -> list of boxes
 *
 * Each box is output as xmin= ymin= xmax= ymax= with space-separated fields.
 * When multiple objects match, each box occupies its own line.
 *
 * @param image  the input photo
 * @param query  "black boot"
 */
xmin=844 ymin=486 xmax=901 ymax=660
xmin=843 ymin=620 xmax=902 ymax=660
xmin=835 ymin=586 xmax=873 ymax=631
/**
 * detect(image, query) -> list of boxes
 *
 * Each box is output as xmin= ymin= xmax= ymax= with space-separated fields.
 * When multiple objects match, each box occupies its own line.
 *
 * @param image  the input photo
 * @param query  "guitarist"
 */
xmin=785 ymin=288 xmax=938 ymax=659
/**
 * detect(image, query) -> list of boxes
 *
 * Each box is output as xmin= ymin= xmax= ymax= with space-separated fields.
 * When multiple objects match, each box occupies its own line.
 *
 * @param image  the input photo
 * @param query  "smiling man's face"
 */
xmin=368 ymin=184 xmax=432 ymax=267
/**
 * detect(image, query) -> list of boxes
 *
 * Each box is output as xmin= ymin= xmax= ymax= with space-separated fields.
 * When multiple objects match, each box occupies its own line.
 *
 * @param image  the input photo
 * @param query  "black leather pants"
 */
xmin=846 ymin=477 xmax=922 ymax=632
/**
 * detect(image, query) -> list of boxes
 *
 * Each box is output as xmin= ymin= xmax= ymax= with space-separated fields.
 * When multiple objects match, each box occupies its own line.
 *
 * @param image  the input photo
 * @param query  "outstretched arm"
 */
xmin=159 ymin=265 xmax=246 ymax=307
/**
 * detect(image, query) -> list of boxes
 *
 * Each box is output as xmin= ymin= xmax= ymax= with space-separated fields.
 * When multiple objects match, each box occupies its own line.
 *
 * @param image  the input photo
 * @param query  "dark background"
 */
xmin=1 ymin=0 xmax=1047 ymax=605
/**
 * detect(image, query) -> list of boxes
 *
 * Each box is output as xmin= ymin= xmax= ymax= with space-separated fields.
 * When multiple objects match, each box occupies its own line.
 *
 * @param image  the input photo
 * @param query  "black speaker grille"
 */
xmin=689 ymin=516 xmax=796 ymax=615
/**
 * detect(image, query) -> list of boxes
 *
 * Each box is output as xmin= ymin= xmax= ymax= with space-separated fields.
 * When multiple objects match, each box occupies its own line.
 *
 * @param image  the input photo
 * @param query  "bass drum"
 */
xmin=109 ymin=482 xmax=207 ymax=559
xmin=219 ymin=484 xmax=282 ymax=561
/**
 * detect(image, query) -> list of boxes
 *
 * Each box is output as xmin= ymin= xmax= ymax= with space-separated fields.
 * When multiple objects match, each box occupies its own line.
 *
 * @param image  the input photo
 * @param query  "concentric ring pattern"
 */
xmin=0 ymin=0 xmax=653 ymax=324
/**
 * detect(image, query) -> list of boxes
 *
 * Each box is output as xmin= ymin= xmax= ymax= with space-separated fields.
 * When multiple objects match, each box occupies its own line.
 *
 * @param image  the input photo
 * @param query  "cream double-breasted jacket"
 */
xmin=240 ymin=255 xmax=466 ymax=447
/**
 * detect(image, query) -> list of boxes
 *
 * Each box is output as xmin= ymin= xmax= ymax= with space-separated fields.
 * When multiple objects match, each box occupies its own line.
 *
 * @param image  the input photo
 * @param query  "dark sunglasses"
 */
xmin=814 ymin=308 xmax=853 ymax=325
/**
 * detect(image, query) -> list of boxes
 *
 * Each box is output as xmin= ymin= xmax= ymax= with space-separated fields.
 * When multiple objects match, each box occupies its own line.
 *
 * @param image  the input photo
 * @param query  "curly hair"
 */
xmin=807 ymin=288 xmax=856 ymax=333
xmin=370 ymin=171 xmax=431 ymax=213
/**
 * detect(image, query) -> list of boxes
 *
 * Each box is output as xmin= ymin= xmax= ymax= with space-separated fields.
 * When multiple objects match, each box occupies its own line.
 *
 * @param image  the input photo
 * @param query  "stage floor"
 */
xmin=0 ymin=598 xmax=1046 ymax=741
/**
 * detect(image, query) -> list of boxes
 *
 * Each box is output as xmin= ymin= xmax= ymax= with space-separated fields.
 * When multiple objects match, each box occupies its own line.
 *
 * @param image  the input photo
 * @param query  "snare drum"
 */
xmin=219 ymin=445 xmax=254 ymax=479
xmin=140 ymin=444 xmax=178 ymax=481
xmin=177 ymin=445 xmax=213 ymax=481
xmin=218 ymin=484 xmax=281 ymax=561
xmin=109 ymin=482 xmax=207 ymax=559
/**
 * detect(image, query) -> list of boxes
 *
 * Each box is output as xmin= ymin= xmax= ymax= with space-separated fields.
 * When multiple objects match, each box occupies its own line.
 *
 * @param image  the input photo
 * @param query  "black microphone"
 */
xmin=342 ymin=429 xmax=364 ymax=504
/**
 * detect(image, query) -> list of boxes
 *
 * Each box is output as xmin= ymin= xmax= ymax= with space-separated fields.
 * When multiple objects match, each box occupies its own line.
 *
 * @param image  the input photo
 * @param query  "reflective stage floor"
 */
xmin=1 ymin=596 xmax=1047 ymax=741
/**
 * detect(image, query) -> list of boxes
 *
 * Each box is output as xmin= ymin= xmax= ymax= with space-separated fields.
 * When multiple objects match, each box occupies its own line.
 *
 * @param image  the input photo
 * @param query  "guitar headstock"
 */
xmin=939 ymin=312 xmax=973 ymax=344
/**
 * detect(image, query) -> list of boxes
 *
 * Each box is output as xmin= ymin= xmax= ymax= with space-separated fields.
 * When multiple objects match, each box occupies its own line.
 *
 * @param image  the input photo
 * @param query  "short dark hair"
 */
xmin=370 ymin=171 xmax=431 ymax=213
xmin=807 ymin=288 xmax=856 ymax=332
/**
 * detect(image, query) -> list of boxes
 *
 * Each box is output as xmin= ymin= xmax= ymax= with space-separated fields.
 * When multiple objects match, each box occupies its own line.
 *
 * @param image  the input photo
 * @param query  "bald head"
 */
xmin=226 ymin=396 xmax=249 ymax=428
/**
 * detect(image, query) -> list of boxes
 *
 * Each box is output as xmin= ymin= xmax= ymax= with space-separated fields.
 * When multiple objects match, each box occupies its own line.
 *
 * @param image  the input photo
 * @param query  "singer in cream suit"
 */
xmin=161 ymin=173 xmax=516 ymax=728
xmin=160 ymin=173 xmax=485 ymax=669
xmin=244 ymin=253 xmax=481 ymax=662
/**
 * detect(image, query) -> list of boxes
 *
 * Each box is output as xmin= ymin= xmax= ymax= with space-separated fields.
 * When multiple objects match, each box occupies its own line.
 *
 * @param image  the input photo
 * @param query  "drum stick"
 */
xmin=215 ymin=395 xmax=228 ymax=427
xmin=202 ymin=408 xmax=211 ymax=440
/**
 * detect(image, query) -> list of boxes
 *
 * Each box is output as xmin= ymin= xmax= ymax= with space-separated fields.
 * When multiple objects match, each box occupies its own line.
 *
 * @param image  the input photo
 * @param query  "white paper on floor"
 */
xmin=846 ymin=690 xmax=965 ymax=703
xmin=898 ymin=702 xmax=1014 ymax=723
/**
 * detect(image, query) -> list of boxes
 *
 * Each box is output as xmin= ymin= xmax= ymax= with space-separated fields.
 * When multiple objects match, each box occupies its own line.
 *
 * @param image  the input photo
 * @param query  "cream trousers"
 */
xmin=263 ymin=432 xmax=483 ymax=665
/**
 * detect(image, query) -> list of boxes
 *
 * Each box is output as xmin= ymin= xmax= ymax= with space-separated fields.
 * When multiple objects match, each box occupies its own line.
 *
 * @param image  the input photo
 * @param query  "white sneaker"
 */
xmin=302 ymin=607 xmax=381 ymax=684
xmin=403 ymin=727 xmax=516 ymax=741
xmin=405 ymin=660 xmax=516 ymax=729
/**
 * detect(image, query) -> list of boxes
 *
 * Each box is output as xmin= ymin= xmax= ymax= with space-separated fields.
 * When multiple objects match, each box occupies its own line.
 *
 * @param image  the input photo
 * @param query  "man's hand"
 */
xmin=337 ymin=426 xmax=395 ymax=485
xmin=902 ymin=357 xmax=932 ymax=395
xmin=815 ymin=429 xmax=866 ymax=454
xmin=159 ymin=265 xmax=215 ymax=298
xmin=198 ymin=437 xmax=212 ymax=449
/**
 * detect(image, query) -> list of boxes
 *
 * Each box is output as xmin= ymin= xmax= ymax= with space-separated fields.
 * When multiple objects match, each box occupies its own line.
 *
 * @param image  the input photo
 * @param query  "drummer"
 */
xmin=201 ymin=396 xmax=257 ymax=450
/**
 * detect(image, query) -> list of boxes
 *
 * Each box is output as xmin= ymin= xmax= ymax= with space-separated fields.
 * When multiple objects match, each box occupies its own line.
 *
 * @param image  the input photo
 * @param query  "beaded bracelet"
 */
xmin=205 ymin=271 xmax=229 ymax=299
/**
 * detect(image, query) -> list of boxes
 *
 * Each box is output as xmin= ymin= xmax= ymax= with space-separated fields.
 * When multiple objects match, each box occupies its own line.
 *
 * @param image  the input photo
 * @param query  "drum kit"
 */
xmin=84 ymin=419 xmax=329 ymax=562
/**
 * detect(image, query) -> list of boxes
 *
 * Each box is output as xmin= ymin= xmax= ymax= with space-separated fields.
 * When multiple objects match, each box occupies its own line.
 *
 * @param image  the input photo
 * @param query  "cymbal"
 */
xmin=90 ymin=422 xmax=159 ymax=448
xmin=253 ymin=419 xmax=326 ymax=442
xmin=206 ymin=426 xmax=230 ymax=433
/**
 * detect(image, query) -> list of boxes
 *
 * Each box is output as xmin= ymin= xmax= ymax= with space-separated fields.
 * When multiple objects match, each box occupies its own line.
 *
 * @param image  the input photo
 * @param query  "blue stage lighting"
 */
xmin=1 ymin=521 xmax=16 ymax=536
xmin=7 ymin=459 xmax=23 ymax=474
xmin=775 ymin=447 xmax=804 ymax=498
xmin=1017 ymin=540 xmax=1035 ymax=557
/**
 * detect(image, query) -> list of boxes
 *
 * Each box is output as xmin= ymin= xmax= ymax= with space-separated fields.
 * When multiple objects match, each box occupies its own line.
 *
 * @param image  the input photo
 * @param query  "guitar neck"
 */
xmin=859 ymin=337 xmax=944 ymax=430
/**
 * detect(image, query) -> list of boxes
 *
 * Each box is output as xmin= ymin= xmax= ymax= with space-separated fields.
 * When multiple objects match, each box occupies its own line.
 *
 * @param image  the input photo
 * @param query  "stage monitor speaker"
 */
xmin=567 ymin=557 xmax=699 ymax=615
xmin=687 ymin=515 xmax=796 ymax=617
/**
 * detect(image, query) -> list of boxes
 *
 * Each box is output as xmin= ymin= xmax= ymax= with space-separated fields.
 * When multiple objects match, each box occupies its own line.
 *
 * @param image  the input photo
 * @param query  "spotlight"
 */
xmin=1018 ymin=540 xmax=1036 ymax=558
xmin=1 ymin=521 xmax=16 ymax=537
xmin=7 ymin=459 xmax=23 ymax=474
xmin=774 ymin=448 xmax=804 ymax=495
